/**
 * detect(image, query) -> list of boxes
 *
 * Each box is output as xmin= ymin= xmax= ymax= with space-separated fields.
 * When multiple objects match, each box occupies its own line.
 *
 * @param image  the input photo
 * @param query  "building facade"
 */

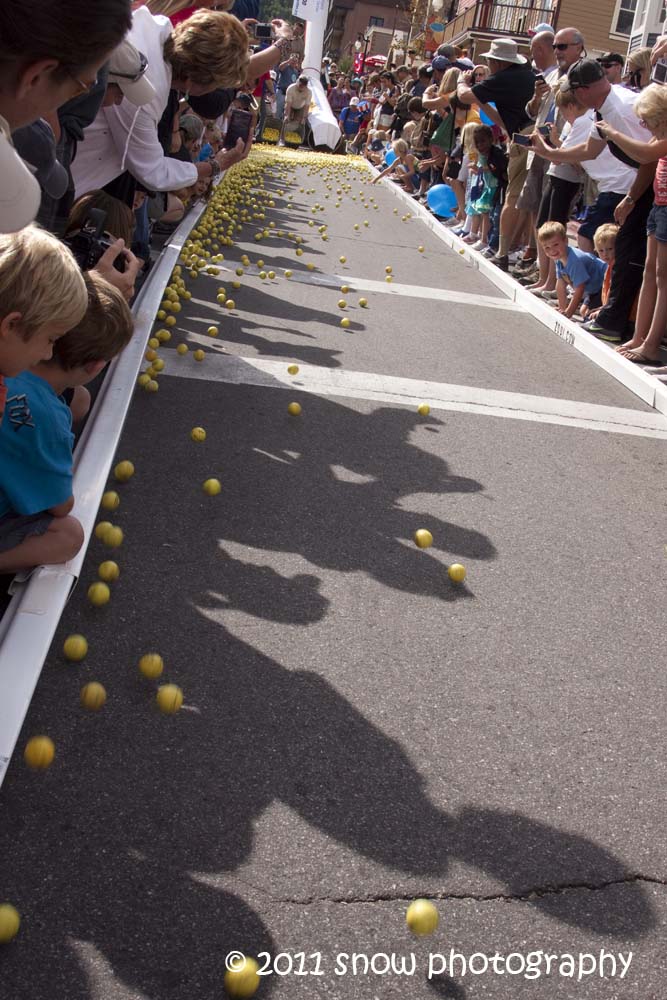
xmin=420 ymin=0 xmax=637 ymax=62
xmin=325 ymin=0 xmax=412 ymax=61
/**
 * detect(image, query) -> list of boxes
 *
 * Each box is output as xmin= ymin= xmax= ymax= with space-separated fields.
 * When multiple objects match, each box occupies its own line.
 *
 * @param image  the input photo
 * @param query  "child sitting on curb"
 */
xmin=0 ymin=271 xmax=133 ymax=573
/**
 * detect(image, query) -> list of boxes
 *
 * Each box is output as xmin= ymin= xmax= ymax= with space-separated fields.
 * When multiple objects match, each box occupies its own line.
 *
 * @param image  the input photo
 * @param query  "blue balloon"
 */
xmin=426 ymin=184 xmax=458 ymax=218
xmin=479 ymin=100 xmax=497 ymax=126
xmin=384 ymin=149 xmax=397 ymax=166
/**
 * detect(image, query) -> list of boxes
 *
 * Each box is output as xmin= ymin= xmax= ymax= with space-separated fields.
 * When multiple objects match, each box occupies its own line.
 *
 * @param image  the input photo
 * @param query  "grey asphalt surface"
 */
xmin=0 ymin=149 xmax=666 ymax=1000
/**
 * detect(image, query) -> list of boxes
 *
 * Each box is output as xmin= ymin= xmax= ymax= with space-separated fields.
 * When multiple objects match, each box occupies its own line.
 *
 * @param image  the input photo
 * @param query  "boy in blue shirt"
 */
xmin=0 ymin=272 xmax=133 ymax=574
xmin=538 ymin=221 xmax=607 ymax=321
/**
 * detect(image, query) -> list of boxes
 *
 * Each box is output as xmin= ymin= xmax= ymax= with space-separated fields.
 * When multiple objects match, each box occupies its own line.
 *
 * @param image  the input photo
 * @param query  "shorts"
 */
xmin=646 ymin=203 xmax=667 ymax=242
xmin=506 ymin=131 xmax=531 ymax=202
xmin=0 ymin=511 xmax=54 ymax=554
xmin=578 ymin=191 xmax=625 ymax=241
xmin=516 ymin=156 xmax=547 ymax=213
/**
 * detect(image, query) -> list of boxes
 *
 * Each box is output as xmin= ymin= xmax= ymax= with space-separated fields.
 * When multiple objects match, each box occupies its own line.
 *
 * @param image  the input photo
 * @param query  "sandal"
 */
xmin=622 ymin=349 xmax=663 ymax=366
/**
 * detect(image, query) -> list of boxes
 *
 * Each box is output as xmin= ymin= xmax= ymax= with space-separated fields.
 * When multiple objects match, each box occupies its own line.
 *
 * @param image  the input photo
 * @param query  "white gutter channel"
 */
xmin=0 ymin=196 xmax=209 ymax=787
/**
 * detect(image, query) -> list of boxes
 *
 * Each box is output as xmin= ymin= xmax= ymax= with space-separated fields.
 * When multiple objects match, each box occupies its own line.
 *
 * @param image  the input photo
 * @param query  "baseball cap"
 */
xmin=596 ymin=51 xmax=625 ymax=66
xmin=431 ymin=55 xmax=450 ymax=71
xmin=0 ymin=118 xmax=41 ymax=233
xmin=349 ymin=96 xmax=359 ymax=106
xmin=562 ymin=58 xmax=605 ymax=91
xmin=107 ymin=38 xmax=155 ymax=106
xmin=528 ymin=22 xmax=554 ymax=36
xmin=12 ymin=119 xmax=69 ymax=200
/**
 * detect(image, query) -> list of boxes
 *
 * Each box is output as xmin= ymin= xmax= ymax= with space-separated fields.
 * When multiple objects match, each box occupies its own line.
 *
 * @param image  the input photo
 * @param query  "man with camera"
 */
xmin=275 ymin=55 xmax=301 ymax=121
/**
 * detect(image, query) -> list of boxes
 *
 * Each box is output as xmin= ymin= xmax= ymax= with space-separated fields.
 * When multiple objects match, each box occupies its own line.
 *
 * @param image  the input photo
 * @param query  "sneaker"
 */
xmin=481 ymin=247 xmax=496 ymax=259
xmin=491 ymin=253 xmax=509 ymax=271
xmin=471 ymin=240 xmax=487 ymax=251
xmin=512 ymin=256 xmax=537 ymax=273
xmin=444 ymin=217 xmax=462 ymax=227
xmin=581 ymin=320 xmax=622 ymax=343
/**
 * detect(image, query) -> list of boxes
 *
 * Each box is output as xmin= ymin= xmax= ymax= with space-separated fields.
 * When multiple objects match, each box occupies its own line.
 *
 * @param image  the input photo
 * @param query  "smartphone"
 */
xmin=534 ymin=72 xmax=545 ymax=83
xmin=537 ymin=124 xmax=551 ymax=137
xmin=512 ymin=132 xmax=533 ymax=147
xmin=651 ymin=57 xmax=667 ymax=85
xmin=254 ymin=22 xmax=272 ymax=39
xmin=224 ymin=109 xmax=252 ymax=149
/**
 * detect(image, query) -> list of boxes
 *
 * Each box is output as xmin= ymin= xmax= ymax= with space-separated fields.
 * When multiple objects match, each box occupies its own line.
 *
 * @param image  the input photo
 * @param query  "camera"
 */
xmin=651 ymin=57 xmax=667 ymax=85
xmin=254 ymin=22 xmax=272 ymax=39
xmin=63 ymin=208 xmax=126 ymax=273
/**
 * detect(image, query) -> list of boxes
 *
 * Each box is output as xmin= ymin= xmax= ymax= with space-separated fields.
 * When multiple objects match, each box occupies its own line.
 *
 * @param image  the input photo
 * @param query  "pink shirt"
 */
xmin=654 ymin=155 xmax=667 ymax=206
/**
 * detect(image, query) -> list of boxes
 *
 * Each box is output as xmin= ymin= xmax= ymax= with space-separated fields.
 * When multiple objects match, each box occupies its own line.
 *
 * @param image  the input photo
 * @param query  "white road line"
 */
xmin=201 ymin=266 xmax=521 ymax=312
xmin=161 ymin=352 xmax=667 ymax=439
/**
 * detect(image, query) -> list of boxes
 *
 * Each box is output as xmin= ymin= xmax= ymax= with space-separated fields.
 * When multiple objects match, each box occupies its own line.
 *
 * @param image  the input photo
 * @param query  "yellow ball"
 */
xmin=224 ymin=956 xmax=260 ymax=998
xmin=191 ymin=426 xmax=206 ymax=442
xmin=414 ymin=529 xmax=433 ymax=549
xmin=225 ymin=299 xmax=235 ymax=310
xmin=24 ymin=735 xmax=55 ymax=770
xmin=114 ymin=460 xmax=134 ymax=482
xmin=340 ymin=285 xmax=349 ymax=293
xmin=176 ymin=343 xmax=189 ymax=355
xmin=259 ymin=271 xmax=267 ymax=279
xmin=165 ymin=315 xmax=176 ymax=327
xmin=306 ymin=263 xmax=315 ymax=271
xmin=236 ymin=267 xmax=244 ymax=276
xmin=207 ymin=326 xmax=219 ymax=337
xmin=98 ymin=560 xmax=120 ymax=583
xmin=148 ymin=337 xmax=160 ymax=349
xmin=340 ymin=318 xmax=351 ymax=329
xmin=88 ymin=582 xmax=110 ymax=607
xmin=101 ymin=490 xmax=120 ymax=511
xmin=295 ymin=248 xmax=303 ymax=256
xmin=268 ymin=271 xmax=275 ymax=279
xmin=0 ymin=904 xmax=20 ymax=944
xmin=284 ymin=269 xmax=292 ymax=278
xmin=338 ymin=299 xmax=347 ymax=309
xmin=385 ymin=275 xmax=393 ymax=283
xmin=103 ymin=526 xmax=124 ymax=548
xmin=145 ymin=348 xmax=157 ymax=362
xmin=193 ymin=349 xmax=205 ymax=362
xmin=63 ymin=634 xmax=88 ymax=662
xmin=418 ymin=246 xmax=425 ymax=253
xmin=417 ymin=403 xmax=430 ymax=416
xmin=385 ymin=265 xmax=393 ymax=274
xmin=448 ymin=563 xmax=467 ymax=583
xmin=139 ymin=653 xmax=164 ymax=679
xmin=203 ymin=478 xmax=222 ymax=496
xmin=80 ymin=682 xmax=107 ymax=711
xmin=157 ymin=684 xmax=183 ymax=715
xmin=353 ymin=223 xmax=359 ymax=230
xmin=287 ymin=401 xmax=302 ymax=416
xmin=94 ymin=520 xmax=112 ymax=541
xmin=287 ymin=364 xmax=299 ymax=375
xmin=406 ymin=899 xmax=439 ymax=936
xmin=459 ymin=248 xmax=465 ymax=255
xmin=339 ymin=255 xmax=346 ymax=264
xmin=232 ymin=280 xmax=241 ymax=289
xmin=358 ymin=298 xmax=368 ymax=308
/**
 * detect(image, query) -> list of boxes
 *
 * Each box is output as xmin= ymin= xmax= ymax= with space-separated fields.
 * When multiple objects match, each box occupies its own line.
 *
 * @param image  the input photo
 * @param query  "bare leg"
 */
xmin=616 ymin=235 xmax=656 ymax=353
xmin=0 ymin=516 xmax=84 ymax=574
xmin=624 ymin=238 xmax=667 ymax=360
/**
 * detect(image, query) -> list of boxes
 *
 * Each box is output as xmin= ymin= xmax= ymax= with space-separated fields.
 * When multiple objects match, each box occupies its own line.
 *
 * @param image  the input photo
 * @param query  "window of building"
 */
xmin=368 ymin=16 xmax=385 ymax=27
xmin=612 ymin=0 xmax=638 ymax=34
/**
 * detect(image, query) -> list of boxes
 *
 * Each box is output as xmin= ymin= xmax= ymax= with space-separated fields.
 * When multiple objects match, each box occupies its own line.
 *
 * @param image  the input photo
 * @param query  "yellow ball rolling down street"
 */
xmin=224 ymin=956 xmax=260 ymax=998
xmin=287 ymin=365 xmax=299 ymax=375
xmin=406 ymin=899 xmax=439 ymax=936
xmin=191 ymin=427 xmax=206 ymax=442
xmin=24 ymin=736 xmax=55 ymax=770
xmin=448 ymin=563 xmax=467 ymax=583
xmin=287 ymin=402 xmax=302 ymax=416
xmin=98 ymin=561 xmax=120 ymax=583
xmin=0 ymin=904 xmax=20 ymax=943
xmin=139 ymin=653 xmax=164 ymax=679
xmin=63 ymin=634 xmax=88 ymax=661
xmin=417 ymin=403 xmax=430 ymax=416
xmin=80 ymin=682 xmax=107 ymax=711
xmin=113 ymin=460 xmax=134 ymax=482
xmin=414 ymin=529 xmax=433 ymax=549
xmin=157 ymin=684 xmax=183 ymax=714
xmin=88 ymin=582 xmax=110 ymax=606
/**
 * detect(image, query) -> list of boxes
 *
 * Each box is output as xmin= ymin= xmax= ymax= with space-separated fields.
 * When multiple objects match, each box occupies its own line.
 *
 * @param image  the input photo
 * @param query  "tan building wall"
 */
xmin=339 ymin=2 xmax=412 ymax=57
xmin=556 ymin=0 xmax=631 ymax=58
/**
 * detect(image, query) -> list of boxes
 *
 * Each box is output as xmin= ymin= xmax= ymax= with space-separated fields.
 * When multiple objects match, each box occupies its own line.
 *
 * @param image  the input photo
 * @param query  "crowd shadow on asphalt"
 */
xmin=0 ymin=378 xmax=656 ymax=1000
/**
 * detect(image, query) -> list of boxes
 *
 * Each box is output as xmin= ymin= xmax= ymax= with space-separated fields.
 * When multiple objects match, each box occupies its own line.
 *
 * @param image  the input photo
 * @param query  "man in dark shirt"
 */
xmin=457 ymin=37 xmax=535 ymax=269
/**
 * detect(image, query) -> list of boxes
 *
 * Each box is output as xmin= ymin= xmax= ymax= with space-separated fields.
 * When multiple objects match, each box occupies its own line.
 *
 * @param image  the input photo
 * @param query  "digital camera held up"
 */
xmin=63 ymin=208 xmax=127 ymax=273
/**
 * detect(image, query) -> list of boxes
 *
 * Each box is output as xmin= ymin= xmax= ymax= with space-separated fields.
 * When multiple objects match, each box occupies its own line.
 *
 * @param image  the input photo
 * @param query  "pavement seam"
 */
xmin=257 ymin=875 xmax=666 ymax=906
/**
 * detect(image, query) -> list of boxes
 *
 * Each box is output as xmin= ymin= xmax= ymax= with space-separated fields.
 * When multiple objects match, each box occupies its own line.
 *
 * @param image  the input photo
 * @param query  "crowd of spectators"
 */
xmin=0 ymin=0 xmax=301 ymax=576
xmin=357 ymin=27 xmax=667 ymax=375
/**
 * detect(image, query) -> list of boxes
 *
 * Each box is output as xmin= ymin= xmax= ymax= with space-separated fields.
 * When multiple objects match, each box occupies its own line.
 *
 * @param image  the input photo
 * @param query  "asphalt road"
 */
xmin=1 ymin=148 xmax=666 ymax=1000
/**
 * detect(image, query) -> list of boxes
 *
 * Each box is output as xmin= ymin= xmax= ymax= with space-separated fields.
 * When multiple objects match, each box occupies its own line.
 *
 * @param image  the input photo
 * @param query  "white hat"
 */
xmin=0 ymin=118 xmax=41 ymax=233
xmin=480 ymin=38 xmax=527 ymax=65
xmin=108 ymin=38 xmax=156 ymax=106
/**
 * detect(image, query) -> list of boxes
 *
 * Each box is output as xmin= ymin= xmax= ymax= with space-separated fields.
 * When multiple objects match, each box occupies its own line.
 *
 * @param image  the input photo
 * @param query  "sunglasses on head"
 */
xmin=110 ymin=51 xmax=148 ymax=83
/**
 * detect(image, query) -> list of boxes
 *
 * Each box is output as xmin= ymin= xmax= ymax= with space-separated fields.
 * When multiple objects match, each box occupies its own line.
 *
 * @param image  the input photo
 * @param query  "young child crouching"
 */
xmin=585 ymin=223 xmax=619 ymax=323
xmin=0 ymin=271 xmax=133 ymax=573
xmin=537 ymin=221 xmax=606 ymax=320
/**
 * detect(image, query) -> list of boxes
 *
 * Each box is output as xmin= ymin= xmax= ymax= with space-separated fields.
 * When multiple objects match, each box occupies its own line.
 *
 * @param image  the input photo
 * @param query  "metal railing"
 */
xmin=441 ymin=1 xmax=556 ymax=43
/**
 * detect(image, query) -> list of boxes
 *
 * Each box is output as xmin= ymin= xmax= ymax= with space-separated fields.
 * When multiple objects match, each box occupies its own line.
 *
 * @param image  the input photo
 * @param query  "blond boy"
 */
xmin=0 ymin=225 xmax=87 ymax=426
xmin=0 ymin=272 xmax=133 ymax=573
xmin=537 ymin=221 xmax=607 ymax=320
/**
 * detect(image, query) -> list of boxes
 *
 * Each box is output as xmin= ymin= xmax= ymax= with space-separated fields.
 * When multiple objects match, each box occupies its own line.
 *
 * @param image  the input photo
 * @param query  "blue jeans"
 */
xmin=276 ymin=90 xmax=286 ymax=119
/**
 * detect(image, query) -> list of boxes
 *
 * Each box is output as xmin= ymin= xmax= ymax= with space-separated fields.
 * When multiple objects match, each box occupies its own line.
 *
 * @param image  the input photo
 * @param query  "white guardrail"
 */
xmin=0 ymin=195 xmax=210 ymax=788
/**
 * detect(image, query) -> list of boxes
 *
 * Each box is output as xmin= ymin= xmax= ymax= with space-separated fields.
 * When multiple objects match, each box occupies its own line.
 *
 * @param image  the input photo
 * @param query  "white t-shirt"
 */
xmin=72 ymin=7 xmax=198 ymax=196
xmin=285 ymin=82 xmax=312 ymax=111
xmin=548 ymin=111 xmax=592 ymax=183
xmin=582 ymin=83 xmax=652 ymax=193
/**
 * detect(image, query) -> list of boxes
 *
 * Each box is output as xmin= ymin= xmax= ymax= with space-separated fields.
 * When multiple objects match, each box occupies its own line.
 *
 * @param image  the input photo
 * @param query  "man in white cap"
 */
xmin=457 ymin=37 xmax=536 ymax=270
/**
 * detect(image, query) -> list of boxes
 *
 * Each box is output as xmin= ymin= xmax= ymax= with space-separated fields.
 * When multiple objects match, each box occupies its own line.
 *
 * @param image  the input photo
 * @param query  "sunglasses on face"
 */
xmin=599 ymin=62 xmax=617 ymax=68
xmin=553 ymin=42 xmax=577 ymax=50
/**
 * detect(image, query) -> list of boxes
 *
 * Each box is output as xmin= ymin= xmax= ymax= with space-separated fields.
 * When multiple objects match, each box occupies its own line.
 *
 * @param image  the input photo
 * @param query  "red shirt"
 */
xmin=170 ymin=5 xmax=197 ymax=25
xmin=654 ymin=155 xmax=667 ymax=206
